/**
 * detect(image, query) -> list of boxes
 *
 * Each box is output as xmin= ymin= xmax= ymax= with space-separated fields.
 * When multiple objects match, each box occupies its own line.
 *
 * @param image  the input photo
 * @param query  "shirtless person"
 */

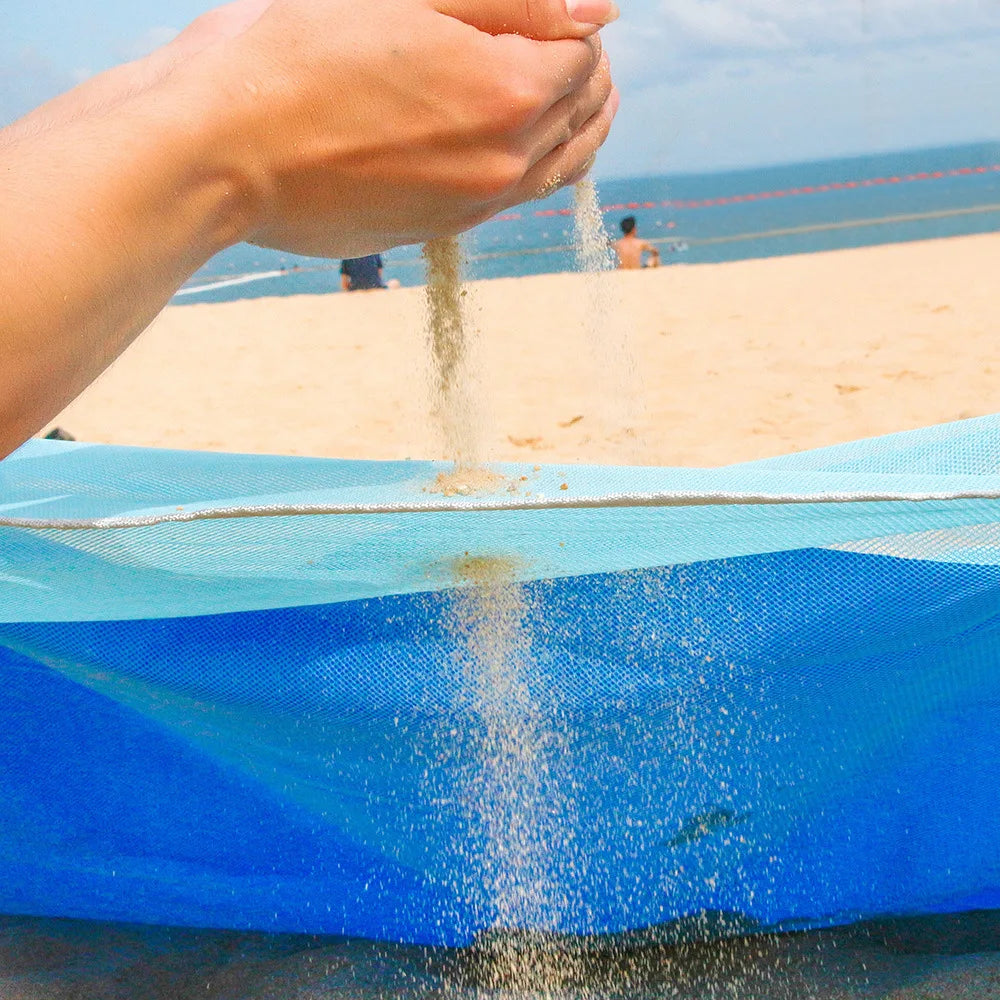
xmin=613 ymin=216 xmax=660 ymax=269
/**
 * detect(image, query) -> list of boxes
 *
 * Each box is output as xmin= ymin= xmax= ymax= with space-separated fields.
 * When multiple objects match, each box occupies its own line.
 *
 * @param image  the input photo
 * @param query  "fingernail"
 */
xmin=566 ymin=0 xmax=620 ymax=25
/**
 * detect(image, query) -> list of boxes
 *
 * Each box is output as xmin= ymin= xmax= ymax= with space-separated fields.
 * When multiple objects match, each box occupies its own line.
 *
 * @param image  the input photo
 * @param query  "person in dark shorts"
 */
xmin=340 ymin=254 xmax=386 ymax=291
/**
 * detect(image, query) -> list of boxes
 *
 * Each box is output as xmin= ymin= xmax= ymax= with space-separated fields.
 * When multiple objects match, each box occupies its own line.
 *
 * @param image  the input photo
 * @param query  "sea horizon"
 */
xmin=600 ymin=135 xmax=1000 ymax=184
xmin=175 ymin=138 xmax=1000 ymax=305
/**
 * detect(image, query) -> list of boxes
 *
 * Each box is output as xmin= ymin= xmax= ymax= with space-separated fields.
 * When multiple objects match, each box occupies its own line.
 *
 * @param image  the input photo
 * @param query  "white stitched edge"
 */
xmin=4 ymin=489 xmax=1000 ymax=531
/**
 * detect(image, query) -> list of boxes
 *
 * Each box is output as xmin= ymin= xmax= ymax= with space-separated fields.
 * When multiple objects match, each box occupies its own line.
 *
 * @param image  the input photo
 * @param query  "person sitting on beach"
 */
xmin=0 ymin=0 xmax=618 ymax=460
xmin=613 ymin=216 xmax=660 ymax=269
xmin=341 ymin=254 xmax=387 ymax=291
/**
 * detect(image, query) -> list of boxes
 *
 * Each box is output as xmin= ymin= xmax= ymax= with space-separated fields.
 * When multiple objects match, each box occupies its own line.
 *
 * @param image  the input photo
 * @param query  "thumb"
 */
xmin=433 ymin=0 xmax=619 ymax=40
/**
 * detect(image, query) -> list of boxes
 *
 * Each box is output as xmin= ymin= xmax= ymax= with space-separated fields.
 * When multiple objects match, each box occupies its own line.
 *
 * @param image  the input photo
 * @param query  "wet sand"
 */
xmin=49 ymin=233 xmax=1000 ymax=468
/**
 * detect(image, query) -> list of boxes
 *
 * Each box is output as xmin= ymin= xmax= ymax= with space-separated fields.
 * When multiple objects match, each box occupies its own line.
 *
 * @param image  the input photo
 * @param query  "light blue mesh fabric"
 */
xmin=2 ymin=419 xmax=1000 ymax=946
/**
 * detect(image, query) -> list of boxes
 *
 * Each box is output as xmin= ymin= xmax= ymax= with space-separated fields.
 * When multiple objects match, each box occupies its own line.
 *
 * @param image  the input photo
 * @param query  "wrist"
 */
xmin=139 ymin=55 xmax=267 ymax=258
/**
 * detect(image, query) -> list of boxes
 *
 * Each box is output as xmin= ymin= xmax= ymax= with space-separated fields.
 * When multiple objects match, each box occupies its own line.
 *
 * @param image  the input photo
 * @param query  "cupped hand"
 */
xmin=178 ymin=0 xmax=618 ymax=257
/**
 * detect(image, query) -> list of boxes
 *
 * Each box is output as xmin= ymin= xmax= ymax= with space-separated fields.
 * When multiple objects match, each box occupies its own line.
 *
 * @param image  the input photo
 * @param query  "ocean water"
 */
xmin=175 ymin=141 xmax=1000 ymax=305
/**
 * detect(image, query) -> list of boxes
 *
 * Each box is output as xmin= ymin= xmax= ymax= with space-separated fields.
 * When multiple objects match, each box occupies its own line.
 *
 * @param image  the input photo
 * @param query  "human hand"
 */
xmin=173 ymin=0 xmax=618 ymax=257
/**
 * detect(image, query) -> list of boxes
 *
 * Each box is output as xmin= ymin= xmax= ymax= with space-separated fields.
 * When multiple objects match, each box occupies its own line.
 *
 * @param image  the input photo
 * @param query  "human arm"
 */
xmin=644 ymin=242 xmax=661 ymax=267
xmin=0 ymin=0 xmax=618 ymax=458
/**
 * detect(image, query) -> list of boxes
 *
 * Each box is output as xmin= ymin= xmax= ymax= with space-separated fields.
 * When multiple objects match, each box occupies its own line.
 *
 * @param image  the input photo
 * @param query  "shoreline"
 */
xmin=51 ymin=232 xmax=1000 ymax=468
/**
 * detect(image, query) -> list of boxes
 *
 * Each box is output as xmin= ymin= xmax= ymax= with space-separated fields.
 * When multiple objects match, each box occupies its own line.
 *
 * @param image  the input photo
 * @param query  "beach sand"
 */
xmin=49 ymin=232 xmax=1000 ymax=467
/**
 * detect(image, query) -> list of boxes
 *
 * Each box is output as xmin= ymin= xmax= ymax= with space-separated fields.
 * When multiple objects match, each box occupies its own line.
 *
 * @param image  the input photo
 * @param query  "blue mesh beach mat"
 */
xmin=3 ymin=418 xmax=1000 ymax=947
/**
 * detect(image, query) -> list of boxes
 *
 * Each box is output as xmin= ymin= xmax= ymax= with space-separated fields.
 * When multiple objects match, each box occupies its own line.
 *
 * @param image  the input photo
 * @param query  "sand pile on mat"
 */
xmin=49 ymin=232 xmax=1000 ymax=467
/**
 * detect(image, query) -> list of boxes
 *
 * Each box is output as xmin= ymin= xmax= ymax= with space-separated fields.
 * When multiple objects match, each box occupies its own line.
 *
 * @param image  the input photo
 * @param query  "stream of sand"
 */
xmin=420 ymin=180 xmax=626 ymax=994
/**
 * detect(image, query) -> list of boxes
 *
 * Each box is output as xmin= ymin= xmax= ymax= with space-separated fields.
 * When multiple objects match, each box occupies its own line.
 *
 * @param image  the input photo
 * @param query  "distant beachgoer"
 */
xmin=340 ymin=254 xmax=386 ymax=291
xmin=613 ymin=216 xmax=660 ymax=269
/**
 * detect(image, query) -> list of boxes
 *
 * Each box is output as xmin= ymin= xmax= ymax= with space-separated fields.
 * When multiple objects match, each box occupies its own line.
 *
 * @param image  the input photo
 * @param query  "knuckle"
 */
xmin=596 ymin=52 xmax=613 ymax=92
xmin=485 ymin=78 xmax=545 ymax=134
xmin=573 ymin=82 xmax=611 ymax=132
xmin=587 ymin=34 xmax=603 ymax=68
xmin=458 ymin=153 xmax=525 ymax=202
xmin=593 ymin=111 xmax=613 ymax=147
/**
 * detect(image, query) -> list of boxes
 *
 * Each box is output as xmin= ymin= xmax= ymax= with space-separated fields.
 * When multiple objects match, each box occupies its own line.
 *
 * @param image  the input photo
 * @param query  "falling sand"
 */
xmin=423 ymin=236 xmax=582 ymax=990
xmin=423 ymin=234 xmax=578 ymax=978
xmin=443 ymin=555 xmax=583 ymax=994
xmin=423 ymin=236 xmax=482 ymax=472
xmin=423 ymin=180 xmax=638 ymax=480
xmin=572 ymin=178 xmax=617 ymax=275
xmin=573 ymin=177 xmax=644 ymax=458
xmin=420 ymin=181 xmax=640 ymax=993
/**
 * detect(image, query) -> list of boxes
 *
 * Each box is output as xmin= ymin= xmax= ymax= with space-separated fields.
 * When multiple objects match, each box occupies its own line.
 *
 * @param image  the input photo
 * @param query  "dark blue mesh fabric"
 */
xmin=3 ymin=426 xmax=1000 ymax=945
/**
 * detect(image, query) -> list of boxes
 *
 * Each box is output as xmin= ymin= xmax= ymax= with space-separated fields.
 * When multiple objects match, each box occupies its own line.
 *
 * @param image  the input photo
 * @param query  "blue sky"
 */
xmin=3 ymin=0 xmax=1000 ymax=178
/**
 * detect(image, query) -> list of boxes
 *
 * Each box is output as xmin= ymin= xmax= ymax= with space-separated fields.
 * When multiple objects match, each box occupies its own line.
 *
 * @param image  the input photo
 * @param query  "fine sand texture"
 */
xmin=4 ymin=911 xmax=1000 ymax=1000
xmin=50 ymin=233 xmax=1000 ymax=467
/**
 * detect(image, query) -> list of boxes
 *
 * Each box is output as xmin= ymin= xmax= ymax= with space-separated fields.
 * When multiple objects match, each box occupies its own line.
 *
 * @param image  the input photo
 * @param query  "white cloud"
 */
xmin=597 ymin=32 xmax=1000 ymax=176
xmin=661 ymin=0 xmax=1000 ymax=54
xmin=662 ymin=0 xmax=797 ymax=55
xmin=605 ymin=0 xmax=1000 ymax=87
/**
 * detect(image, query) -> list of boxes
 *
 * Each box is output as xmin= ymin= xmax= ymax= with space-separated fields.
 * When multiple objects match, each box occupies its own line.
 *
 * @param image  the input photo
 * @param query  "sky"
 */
xmin=3 ymin=0 xmax=1000 ymax=179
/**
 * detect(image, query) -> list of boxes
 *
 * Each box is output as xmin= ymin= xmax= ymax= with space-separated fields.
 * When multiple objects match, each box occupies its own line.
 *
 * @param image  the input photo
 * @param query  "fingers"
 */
xmin=458 ymin=23 xmax=614 ymax=214
xmin=486 ymin=31 xmax=602 ymax=116
xmin=522 ymin=48 xmax=612 ymax=168
xmin=514 ymin=85 xmax=619 ymax=203
xmin=432 ymin=0 xmax=619 ymax=40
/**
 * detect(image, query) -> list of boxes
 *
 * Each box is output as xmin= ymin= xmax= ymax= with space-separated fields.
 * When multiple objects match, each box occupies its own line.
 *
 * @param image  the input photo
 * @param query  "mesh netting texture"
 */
xmin=3 ymin=419 xmax=1000 ymax=946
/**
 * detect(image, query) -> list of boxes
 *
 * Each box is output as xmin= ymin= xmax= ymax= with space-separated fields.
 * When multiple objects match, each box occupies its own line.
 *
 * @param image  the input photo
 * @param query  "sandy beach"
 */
xmin=50 ymin=232 xmax=1000 ymax=467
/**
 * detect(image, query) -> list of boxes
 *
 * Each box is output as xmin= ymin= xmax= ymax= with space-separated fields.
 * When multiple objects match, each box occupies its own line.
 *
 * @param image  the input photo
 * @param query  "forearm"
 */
xmin=0 ymin=64 xmax=254 ymax=457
